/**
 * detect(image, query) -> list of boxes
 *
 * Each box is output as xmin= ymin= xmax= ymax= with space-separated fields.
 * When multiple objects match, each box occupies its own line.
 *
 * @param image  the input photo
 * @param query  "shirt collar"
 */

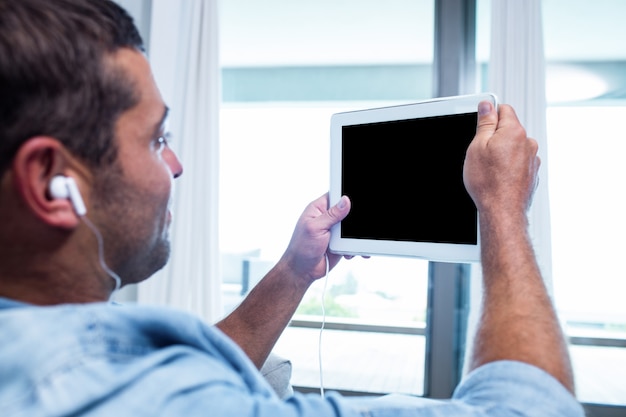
xmin=0 ymin=297 xmax=31 ymax=310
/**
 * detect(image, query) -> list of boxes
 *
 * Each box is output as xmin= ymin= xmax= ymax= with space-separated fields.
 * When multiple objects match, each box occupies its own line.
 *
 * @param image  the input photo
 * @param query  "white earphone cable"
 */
xmin=81 ymin=215 xmax=122 ymax=301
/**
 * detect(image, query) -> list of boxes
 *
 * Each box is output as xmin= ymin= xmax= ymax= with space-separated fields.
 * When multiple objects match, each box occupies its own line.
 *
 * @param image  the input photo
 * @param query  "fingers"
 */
xmin=296 ymin=193 xmax=350 ymax=240
xmin=326 ymin=195 xmax=350 ymax=224
xmin=307 ymin=194 xmax=351 ymax=240
xmin=305 ymin=193 xmax=350 ymax=225
xmin=475 ymin=102 xmax=526 ymax=146
xmin=283 ymin=194 xmax=352 ymax=281
xmin=465 ymin=101 xmax=539 ymax=214
xmin=474 ymin=100 xmax=498 ymax=144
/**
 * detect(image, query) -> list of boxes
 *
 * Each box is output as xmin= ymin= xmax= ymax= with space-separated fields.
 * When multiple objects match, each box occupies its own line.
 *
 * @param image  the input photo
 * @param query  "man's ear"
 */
xmin=11 ymin=137 xmax=83 ymax=229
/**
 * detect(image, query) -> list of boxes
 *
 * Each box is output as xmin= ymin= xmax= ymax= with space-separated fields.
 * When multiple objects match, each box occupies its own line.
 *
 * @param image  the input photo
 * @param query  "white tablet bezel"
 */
xmin=329 ymin=93 xmax=497 ymax=263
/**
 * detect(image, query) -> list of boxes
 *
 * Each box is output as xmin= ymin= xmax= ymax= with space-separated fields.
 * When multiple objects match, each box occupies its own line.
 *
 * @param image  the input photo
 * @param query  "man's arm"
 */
xmin=216 ymin=194 xmax=351 ymax=368
xmin=463 ymin=101 xmax=575 ymax=393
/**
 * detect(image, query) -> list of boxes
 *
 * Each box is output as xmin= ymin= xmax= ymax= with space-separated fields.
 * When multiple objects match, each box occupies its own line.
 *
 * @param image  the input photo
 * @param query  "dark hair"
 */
xmin=0 ymin=0 xmax=145 ymax=174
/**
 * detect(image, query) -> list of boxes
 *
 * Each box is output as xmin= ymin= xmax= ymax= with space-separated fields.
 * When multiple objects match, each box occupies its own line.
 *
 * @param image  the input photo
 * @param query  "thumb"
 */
xmin=327 ymin=195 xmax=351 ymax=225
xmin=475 ymin=100 xmax=498 ymax=141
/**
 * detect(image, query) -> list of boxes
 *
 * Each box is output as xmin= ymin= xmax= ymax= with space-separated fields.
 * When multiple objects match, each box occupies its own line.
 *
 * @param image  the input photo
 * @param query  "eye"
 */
xmin=156 ymin=131 xmax=172 ymax=151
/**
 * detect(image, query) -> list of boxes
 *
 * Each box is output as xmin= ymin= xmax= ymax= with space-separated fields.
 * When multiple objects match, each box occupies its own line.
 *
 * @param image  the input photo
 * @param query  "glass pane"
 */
xmin=548 ymin=105 xmax=626 ymax=406
xmin=275 ymin=327 xmax=425 ymax=395
xmin=544 ymin=0 xmax=626 ymax=407
xmin=476 ymin=0 xmax=626 ymax=406
xmin=219 ymin=0 xmax=434 ymax=396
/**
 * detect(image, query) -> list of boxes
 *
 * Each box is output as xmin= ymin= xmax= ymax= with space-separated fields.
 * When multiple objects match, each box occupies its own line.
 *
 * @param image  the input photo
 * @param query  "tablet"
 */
xmin=329 ymin=93 xmax=497 ymax=263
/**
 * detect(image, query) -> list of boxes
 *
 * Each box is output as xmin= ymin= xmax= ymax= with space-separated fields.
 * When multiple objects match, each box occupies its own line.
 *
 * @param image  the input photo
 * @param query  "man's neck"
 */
xmin=0 ymin=267 xmax=113 ymax=305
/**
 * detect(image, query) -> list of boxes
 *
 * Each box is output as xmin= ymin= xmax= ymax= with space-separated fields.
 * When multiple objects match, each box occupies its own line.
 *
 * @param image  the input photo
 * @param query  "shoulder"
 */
xmin=453 ymin=361 xmax=584 ymax=417
xmin=1 ymin=301 xmax=245 ymax=366
xmin=0 ymin=301 xmax=273 ymax=416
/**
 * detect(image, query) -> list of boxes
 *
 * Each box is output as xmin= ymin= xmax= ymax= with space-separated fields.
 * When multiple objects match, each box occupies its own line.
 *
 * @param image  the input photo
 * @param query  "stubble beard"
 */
xmin=90 ymin=164 xmax=172 ymax=286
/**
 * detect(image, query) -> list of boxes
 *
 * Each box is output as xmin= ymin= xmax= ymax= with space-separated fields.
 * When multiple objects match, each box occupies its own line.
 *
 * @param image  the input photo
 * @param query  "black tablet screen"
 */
xmin=341 ymin=112 xmax=478 ymax=245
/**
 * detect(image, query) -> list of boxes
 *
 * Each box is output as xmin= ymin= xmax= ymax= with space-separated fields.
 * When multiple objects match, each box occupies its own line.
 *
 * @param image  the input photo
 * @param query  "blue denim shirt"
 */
xmin=0 ymin=297 xmax=584 ymax=417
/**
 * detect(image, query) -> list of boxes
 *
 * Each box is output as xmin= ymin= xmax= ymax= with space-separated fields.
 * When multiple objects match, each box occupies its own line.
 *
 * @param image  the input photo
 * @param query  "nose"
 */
xmin=163 ymin=147 xmax=183 ymax=178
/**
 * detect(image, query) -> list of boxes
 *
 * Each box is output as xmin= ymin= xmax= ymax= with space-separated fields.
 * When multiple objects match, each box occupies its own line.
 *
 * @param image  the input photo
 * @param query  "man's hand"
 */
xmin=216 ymin=193 xmax=351 ymax=368
xmin=463 ymin=101 xmax=540 ymax=217
xmin=464 ymin=101 xmax=576 ymax=394
xmin=279 ymin=193 xmax=351 ymax=284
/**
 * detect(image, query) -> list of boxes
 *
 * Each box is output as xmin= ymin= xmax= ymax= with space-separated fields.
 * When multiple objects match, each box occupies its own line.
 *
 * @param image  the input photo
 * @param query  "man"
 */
xmin=0 ymin=1 xmax=583 ymax=416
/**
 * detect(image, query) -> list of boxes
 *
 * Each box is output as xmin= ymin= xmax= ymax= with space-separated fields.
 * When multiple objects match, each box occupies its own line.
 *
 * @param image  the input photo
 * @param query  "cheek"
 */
xmin=149 ymin=167 xmax=176 ymax=228
xmin=114 ymin=169 xmax=172 ymax=227
xmin=146 ymin=154 xmax=176 ymax=198
xmin=143 ymin=175 xmax=173 ymax=218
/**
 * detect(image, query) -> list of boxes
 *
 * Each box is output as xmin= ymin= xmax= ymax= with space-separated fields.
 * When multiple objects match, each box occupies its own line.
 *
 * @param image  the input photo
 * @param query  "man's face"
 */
xmin=92 ymin=48 xmax=183 ymax=285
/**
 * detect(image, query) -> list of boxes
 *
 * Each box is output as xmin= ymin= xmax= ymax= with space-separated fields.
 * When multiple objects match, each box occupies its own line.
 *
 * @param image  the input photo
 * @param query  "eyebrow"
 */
xmin=152 ymin=106 xmax=170 ymax=137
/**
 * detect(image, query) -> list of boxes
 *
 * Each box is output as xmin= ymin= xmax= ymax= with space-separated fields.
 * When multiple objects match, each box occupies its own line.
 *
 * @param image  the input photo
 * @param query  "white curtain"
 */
xmin=465 ymin=0 xmax=552 ymax=372
xmin=489 ymin=0 xmax=552 ymax=288
xmin=136 ymin=0 xmax=222 ymax=322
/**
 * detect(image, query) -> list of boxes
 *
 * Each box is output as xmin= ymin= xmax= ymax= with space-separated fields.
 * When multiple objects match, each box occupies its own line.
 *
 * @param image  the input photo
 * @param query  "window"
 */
xmin=477 ymin=0 xmax=626 ymax=410
xmin=549 ymin=106 xmax=626 ymax=407
xmin=219 ymin=0 xmax=436 ymax=396
xmin=220 ymin=2 xmax=626 ymax=411
xmin=544 ymin=0 xmax=626 ymax=408
xmin=120 ymin=0 xmax=624 ymax=412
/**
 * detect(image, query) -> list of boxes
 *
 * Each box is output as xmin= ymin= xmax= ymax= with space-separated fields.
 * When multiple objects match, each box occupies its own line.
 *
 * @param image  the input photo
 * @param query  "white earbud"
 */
xmin=49 ymin=175 xmax=87 ymax=216
xmin=48 ymin=176 xmax=120 ymax=298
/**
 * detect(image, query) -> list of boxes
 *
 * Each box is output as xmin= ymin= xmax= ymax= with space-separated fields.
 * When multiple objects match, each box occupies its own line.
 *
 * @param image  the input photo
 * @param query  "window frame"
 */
xmin=284 ymin=0 xmax=478 ymax=399
xmin=218 ymin=0 xmax=626 ymax=414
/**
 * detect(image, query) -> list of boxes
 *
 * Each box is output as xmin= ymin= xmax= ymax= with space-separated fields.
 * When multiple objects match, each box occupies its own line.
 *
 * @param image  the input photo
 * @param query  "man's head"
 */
xmin=0 ymin=0 xmax=183 ymax=303
xmin=0 ymin=0 xmax=144 ymax=174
